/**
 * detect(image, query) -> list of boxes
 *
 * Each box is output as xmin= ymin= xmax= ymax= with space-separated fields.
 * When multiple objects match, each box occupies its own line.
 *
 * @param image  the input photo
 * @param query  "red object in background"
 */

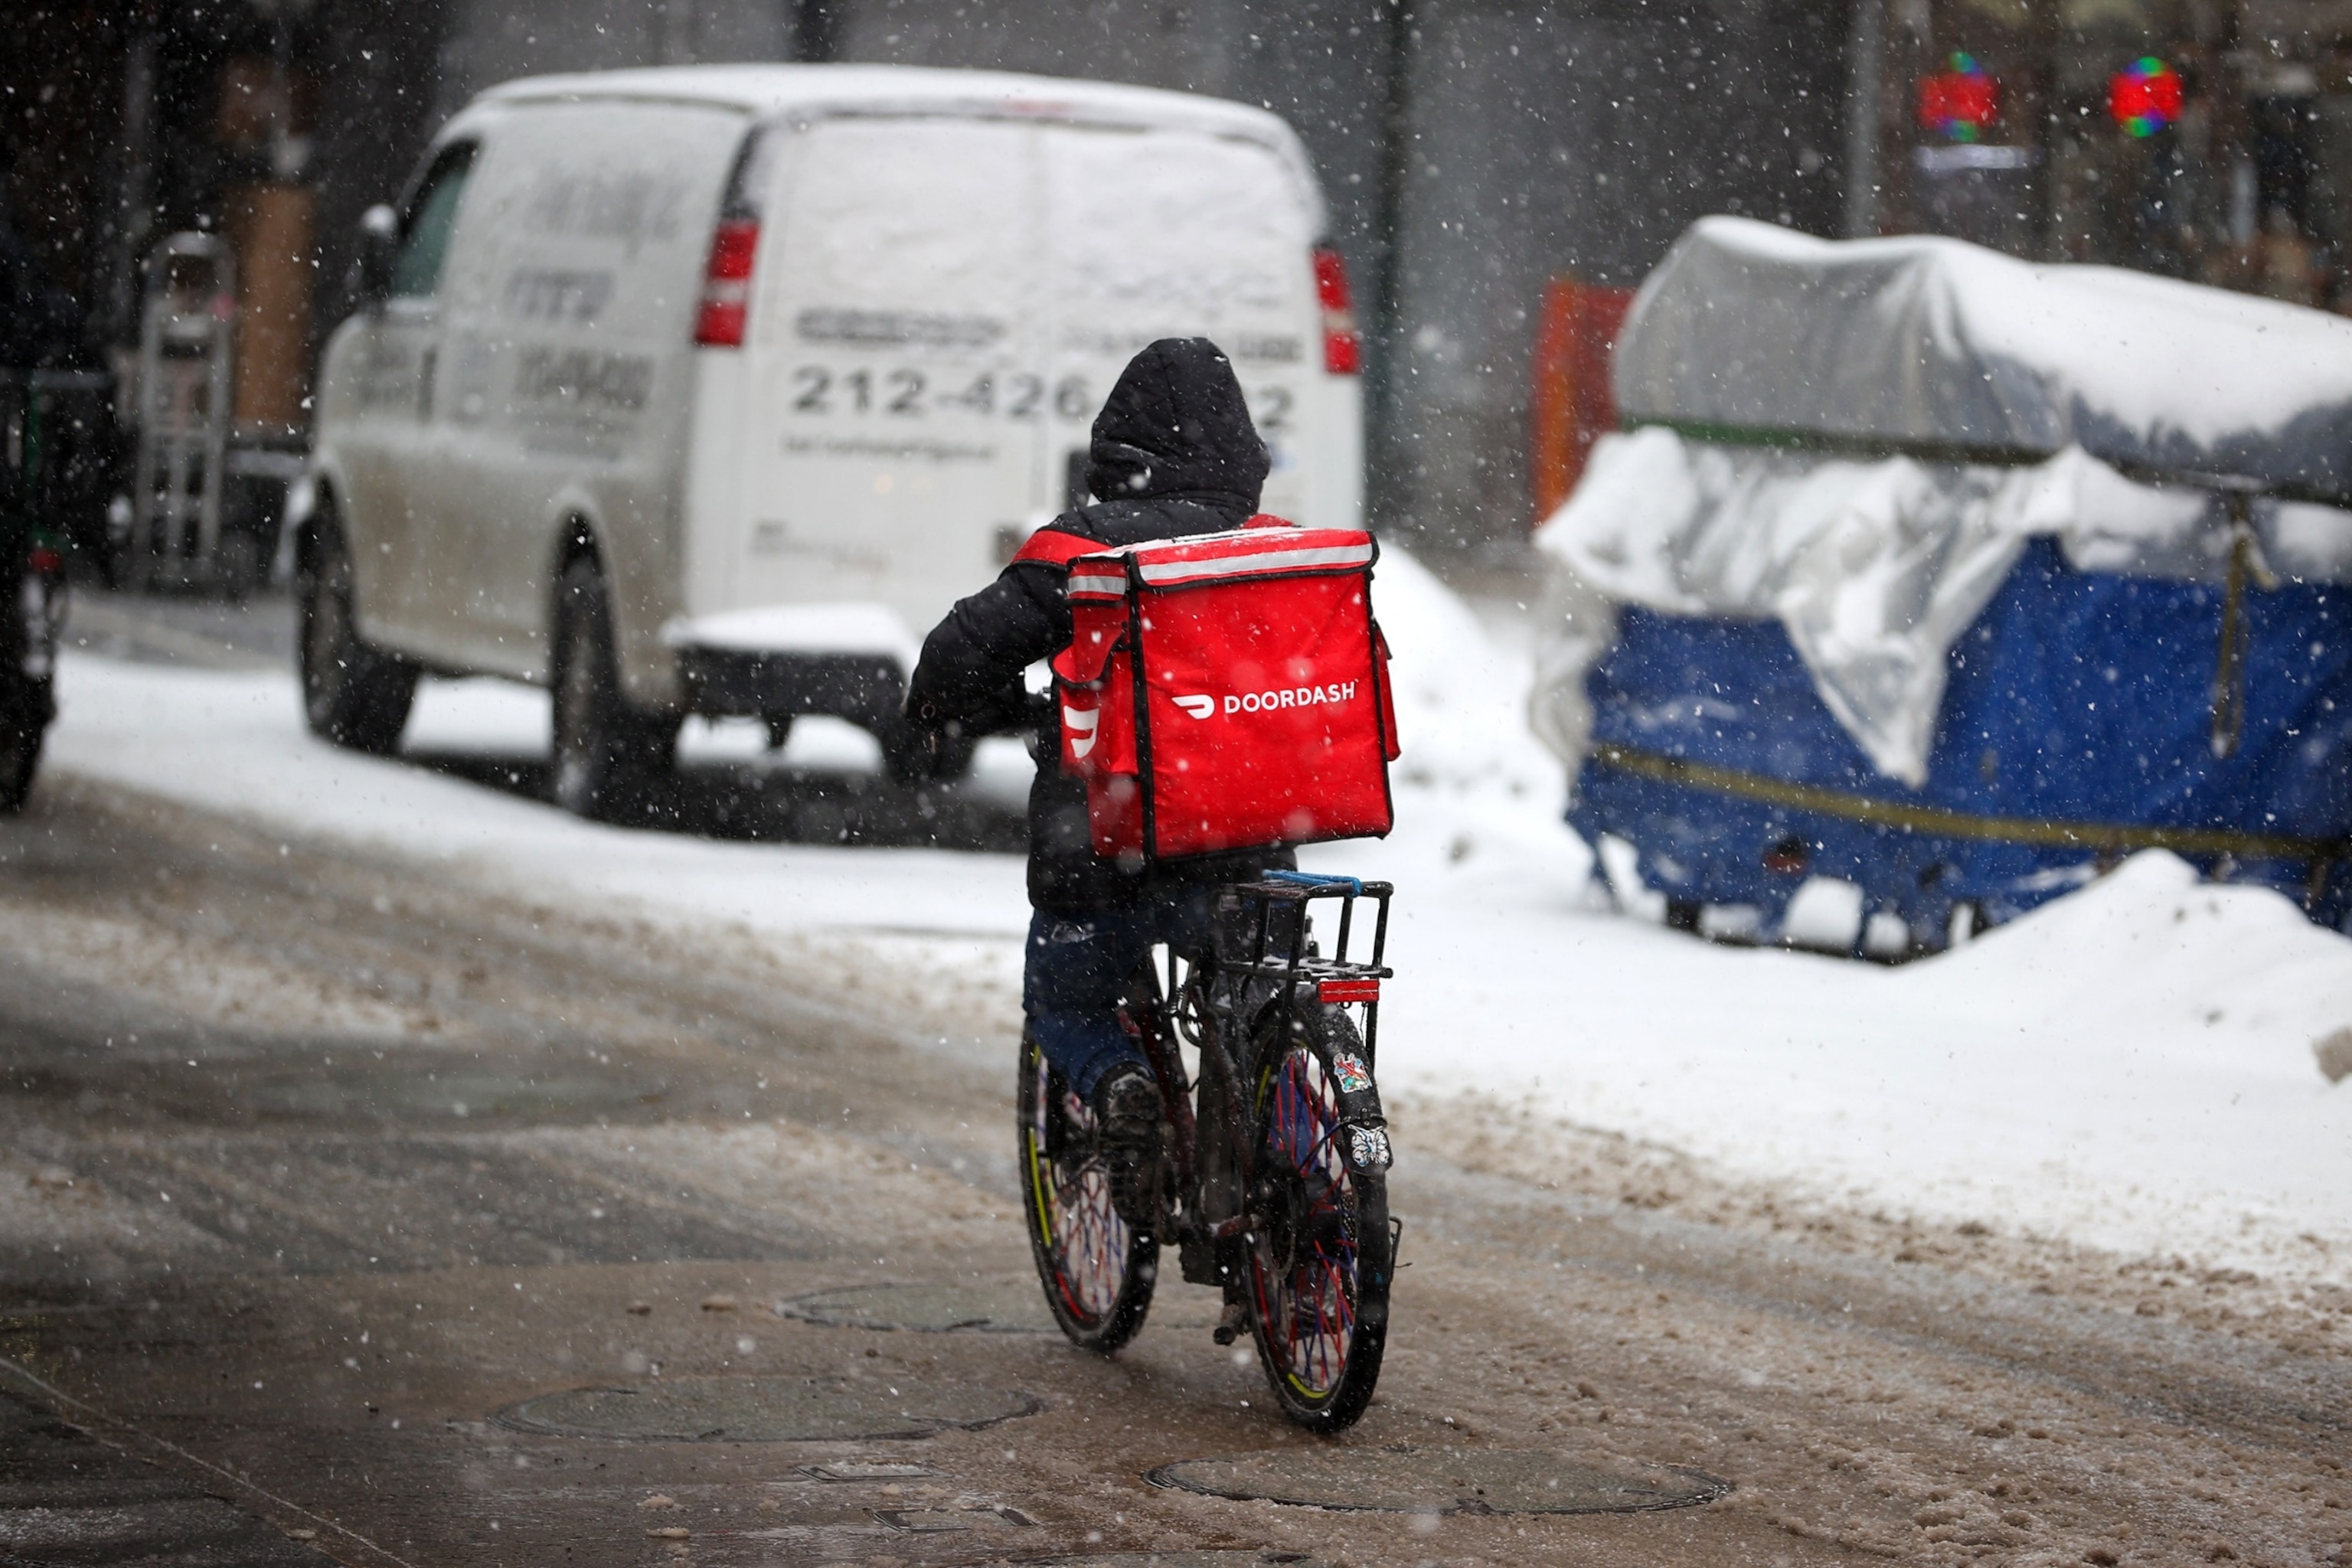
xmin=1313 ymin=247 xmax=1361 ymax=375
xmin=2109 ymin=57 xmax=2184 ymax=137
xmin=1917 ymin=54 xmax=2000 ymax=142
xmin=1529 ymin=276 xmax=1635 ymax=528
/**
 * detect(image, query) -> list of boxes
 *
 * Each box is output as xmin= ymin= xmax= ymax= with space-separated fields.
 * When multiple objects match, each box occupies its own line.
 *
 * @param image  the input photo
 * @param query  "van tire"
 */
xmin=298 ymin=511 xmax=417 ymax=756
xmin=550 ymin=557 xmax=675 ymax=820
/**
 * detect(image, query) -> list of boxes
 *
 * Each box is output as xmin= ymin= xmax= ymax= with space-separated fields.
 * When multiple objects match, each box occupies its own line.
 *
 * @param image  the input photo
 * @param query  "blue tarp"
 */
xmin=1569 ymin=540 xmax=2352 ymax=942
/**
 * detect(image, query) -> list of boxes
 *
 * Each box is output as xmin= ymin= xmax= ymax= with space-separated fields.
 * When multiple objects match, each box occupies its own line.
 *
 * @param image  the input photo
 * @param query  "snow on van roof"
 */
xmin=473 ymin=63 xmax=1312 ymax=175
xmin=1616 ymin=214 xmax=2352 ymax=504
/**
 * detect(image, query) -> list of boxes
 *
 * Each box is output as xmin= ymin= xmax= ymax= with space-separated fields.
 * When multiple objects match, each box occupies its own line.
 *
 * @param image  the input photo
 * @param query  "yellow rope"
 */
xmin=1588 ymin=743 xmax=2342 ymax=862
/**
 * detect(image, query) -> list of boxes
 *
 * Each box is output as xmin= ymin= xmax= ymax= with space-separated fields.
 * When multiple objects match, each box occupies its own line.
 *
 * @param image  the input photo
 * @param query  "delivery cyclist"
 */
xmin=904 ymin=338 xmax=1293 ymax=1222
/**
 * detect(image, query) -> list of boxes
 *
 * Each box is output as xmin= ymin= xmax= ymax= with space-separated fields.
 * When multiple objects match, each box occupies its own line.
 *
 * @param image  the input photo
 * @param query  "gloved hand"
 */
xmin=893 ymin=696 xmax=967 ymax=783
xmin=908 ymin=717 xmax=960 ymax=777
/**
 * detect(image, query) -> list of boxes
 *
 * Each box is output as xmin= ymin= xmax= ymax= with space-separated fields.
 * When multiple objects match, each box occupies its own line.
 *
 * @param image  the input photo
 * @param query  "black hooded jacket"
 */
xmin=908 ymin=338 xmax=1292 ymax=912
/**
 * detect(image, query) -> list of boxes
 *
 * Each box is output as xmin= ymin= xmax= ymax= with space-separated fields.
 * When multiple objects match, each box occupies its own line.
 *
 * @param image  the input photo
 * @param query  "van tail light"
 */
xmin=694 ymin=219 xmax=760 ymax=348
xmin=1313 ymin=246 xmax=1361 ymax=376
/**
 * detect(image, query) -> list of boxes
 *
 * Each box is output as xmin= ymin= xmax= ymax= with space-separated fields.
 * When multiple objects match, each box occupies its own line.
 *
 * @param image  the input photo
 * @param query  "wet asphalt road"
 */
xmin=2 ymin=612 xmax=2350 ymax=1566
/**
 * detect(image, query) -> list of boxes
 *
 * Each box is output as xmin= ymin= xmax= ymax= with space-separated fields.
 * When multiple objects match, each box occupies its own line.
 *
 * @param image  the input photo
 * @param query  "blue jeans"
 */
xmin=1023 ymin=887 xmax=1215 ymax=1099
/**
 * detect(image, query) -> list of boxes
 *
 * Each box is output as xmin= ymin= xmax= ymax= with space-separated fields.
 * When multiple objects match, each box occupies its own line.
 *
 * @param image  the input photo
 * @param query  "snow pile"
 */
xmin=38 ymin=556 xmax=2352 ymax=1285
xmin=1331 ymin=822 xmax=2352 ymax=1282
xmin=1373 ymin=546 xmax=1573 ymax=854
xmin=44 ymin=655 xmax=1031 ymax=941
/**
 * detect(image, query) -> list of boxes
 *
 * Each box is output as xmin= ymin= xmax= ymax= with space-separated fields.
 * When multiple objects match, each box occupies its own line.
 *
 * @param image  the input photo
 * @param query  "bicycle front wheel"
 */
xmin=1017 ymin=1034 xmax=1157 ymax=1352
xmin=1245 ymin=1004 xmax=1392 ymax=1432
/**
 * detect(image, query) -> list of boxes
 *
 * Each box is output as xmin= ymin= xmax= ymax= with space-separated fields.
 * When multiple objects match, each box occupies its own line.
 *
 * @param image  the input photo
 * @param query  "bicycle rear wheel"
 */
xmin=1244 ymin=1004 xmax=1391 ymax=1432
xmin=1018 ymin=1034 xmax=1157 ymax=1352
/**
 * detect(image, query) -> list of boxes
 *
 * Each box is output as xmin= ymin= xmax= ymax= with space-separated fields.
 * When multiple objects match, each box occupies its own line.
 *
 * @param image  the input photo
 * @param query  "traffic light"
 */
xmin=2109 ymin=57 xmax=2183 ymax=138
xmin=1918 ymin=53 xmax=1999 ymax=143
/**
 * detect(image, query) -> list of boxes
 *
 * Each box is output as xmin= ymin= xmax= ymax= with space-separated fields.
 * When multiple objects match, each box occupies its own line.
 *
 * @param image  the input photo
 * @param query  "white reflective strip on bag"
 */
xmin=1134 ymin=543 xmax=1374 ymax=586
xmin=1068 ymin=573 xmax=1128 ymax=596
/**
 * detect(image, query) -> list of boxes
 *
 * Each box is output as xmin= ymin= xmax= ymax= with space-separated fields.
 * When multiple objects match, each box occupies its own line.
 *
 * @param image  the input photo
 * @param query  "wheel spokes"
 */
xmin=1253 ymin=1049 xmax=1364 ymax=1400
xmin=1029 ymin=1050 xmax=1131 ymax=1326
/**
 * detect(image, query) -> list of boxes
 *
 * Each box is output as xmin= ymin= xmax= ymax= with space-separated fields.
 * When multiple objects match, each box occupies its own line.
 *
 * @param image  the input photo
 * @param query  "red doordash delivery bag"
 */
xmin=1047 ymin=518 xmax=1400 ymax=864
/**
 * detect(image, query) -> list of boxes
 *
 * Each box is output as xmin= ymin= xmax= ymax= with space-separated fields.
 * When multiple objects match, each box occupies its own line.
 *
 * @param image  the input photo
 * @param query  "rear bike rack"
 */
xmin=1222 ymin=869 xmax=1394 ymax=1070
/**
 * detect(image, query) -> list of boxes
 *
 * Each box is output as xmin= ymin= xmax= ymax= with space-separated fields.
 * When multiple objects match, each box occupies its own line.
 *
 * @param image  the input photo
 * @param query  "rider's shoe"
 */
xmin=1093 ymin=1062 xmax=1163 ymax=1230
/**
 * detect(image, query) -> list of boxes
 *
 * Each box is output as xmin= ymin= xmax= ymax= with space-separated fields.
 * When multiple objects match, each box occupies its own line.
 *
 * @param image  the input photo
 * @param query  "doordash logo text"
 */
xmin=1171 ymin=682 xmax=1361 ymax=720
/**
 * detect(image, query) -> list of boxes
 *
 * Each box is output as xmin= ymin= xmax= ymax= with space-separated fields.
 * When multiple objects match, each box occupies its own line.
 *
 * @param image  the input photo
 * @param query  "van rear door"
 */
xmin=730 ymin=116 xmax=1043 ymax=663
xmin=1038 ymin=125 xmax=1318 ymax=521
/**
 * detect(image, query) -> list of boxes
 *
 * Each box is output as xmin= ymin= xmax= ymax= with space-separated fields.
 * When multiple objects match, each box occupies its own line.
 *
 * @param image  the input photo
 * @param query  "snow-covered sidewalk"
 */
xmin=40 ymin=554 xmax=2352 ymax=1288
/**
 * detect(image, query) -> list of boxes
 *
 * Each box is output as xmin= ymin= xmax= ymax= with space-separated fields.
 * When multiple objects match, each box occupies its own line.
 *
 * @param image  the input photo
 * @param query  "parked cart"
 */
xmin=118 ymin=234 xmax=298 ymax=596
xmin=1534 ymin=217 xmax=2352 ymax=950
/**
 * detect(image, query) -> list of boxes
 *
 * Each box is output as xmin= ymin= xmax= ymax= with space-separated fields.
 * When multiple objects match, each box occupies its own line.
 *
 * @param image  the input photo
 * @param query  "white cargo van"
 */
xmin=299 ymin=64 xmax=1363 ymax=815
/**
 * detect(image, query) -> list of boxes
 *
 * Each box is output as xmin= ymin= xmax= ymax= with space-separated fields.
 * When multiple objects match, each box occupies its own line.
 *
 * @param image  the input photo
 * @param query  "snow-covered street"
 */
xmin=1 ymin=580 xmax=2346 ymax=1566
xmin=41 ymin=557 xmax=2352 ymax=1292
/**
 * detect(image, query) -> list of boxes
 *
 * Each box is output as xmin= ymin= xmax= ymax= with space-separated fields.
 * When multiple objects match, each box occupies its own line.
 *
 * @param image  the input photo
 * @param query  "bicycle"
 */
xmin=1017 ymin=869 xmax=1400 ymax=1432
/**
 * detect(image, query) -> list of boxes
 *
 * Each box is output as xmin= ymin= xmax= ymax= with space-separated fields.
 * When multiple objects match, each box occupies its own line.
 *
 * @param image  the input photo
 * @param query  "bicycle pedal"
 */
xmin=1210 ymin=1297 xmax=1247 ymax=1346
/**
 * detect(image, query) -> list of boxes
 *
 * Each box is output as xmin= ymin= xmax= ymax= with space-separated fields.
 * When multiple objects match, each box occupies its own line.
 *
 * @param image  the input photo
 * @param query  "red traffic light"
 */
xmin=2109 ymin=57 xmax=2183 ymax=138
xmin=1918 ymin=53 xmax=1999 ymax=142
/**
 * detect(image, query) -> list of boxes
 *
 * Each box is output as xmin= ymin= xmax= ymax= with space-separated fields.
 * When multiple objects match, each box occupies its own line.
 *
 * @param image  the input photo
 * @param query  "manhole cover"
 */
xmin=779 ymin=1280 xmax=1223 ymax=1334
xmin=1147 ymin=1447 xmax=1730 ymax=1514
xmin=495 ymin=1376 xmax=1040 ymax=1442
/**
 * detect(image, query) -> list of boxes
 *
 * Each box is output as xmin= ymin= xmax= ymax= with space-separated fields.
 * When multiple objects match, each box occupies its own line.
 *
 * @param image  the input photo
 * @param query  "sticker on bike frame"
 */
xmin=1346 ymin=1125 xmax=1393 ymax=1171
xmin=1331 ymin=1052 xmax=1373 ymax=1094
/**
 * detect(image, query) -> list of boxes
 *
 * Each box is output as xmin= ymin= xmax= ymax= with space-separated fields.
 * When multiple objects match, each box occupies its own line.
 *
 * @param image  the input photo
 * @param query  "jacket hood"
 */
xmin=1084 ymin=338 xmax=1269 ymax=511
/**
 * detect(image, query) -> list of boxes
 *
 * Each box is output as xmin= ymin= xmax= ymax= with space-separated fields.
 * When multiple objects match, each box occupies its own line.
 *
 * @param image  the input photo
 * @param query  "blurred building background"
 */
xmin=2 ymin=0 xmax=2347 ymax=561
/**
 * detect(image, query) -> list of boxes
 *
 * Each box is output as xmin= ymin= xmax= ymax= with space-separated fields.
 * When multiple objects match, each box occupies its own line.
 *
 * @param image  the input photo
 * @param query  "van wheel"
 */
xmin=551 ymin=558 xmax=675 ymax=820
xmin=298 ymin=513 xmax=416 ymax=755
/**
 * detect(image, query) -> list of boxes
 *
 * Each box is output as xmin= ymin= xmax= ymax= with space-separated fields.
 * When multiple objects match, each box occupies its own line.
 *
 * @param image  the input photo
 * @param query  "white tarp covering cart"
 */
xmin=1534 ymin=216 xmax=2352 ymax=949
